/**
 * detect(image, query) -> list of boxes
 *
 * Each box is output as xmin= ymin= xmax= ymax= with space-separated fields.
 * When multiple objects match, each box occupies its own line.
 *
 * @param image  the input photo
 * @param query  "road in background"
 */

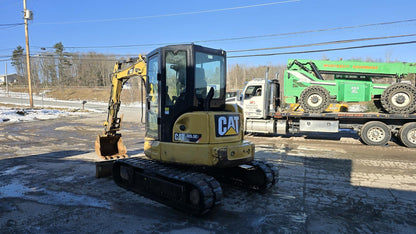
xmin=0 ymin=90 xmax=143 ymax=122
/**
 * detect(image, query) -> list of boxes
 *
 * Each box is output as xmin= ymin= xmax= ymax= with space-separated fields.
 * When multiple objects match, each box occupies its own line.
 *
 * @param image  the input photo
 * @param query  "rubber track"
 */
xmin=113 ymin=157 xmax=222 ymax=215
xmin=252 ymin=160 xmax=279 ymax=190
xmin=206 ymin=160 xmax=279 ymax=191
xmin=242 ymin=160 xmax=279 ymax=191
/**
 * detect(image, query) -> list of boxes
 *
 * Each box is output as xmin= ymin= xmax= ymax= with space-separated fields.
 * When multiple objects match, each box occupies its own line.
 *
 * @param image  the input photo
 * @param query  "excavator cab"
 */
xmin=145 ymin=44 xmax=226 ymax=141
xmin=144 ymin=44 xmax=254 ymax=167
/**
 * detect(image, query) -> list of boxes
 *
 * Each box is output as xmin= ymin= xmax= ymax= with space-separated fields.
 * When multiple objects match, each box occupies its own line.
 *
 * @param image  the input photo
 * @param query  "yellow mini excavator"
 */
xmin=95 ymin=44 xmax=278 ymax=215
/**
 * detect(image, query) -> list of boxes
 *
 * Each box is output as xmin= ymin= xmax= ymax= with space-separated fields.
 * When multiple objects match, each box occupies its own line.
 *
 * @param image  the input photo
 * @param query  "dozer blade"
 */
xmin=95 ymin=134 xmax=127 ymax=160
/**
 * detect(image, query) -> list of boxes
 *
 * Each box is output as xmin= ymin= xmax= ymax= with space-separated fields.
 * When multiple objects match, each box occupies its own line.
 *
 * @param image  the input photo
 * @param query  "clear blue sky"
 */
xmin=1 ymin=0 xmax=416 ymax=75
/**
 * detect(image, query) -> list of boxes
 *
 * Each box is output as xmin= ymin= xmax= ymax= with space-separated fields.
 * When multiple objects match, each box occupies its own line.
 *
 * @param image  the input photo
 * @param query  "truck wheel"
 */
xmin=299 ymin=86 xmax=330 ymax=113
xmin=360 ymin=121 xmax=391 ymax=146
xmin=381 ymin=83 xmax=416 ymax=114
xmin=399 ymin=122 xmax=416 ymax=148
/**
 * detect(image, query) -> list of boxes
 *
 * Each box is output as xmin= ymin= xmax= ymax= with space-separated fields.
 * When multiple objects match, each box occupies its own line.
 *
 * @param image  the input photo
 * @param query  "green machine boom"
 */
xmin=283 ymin=59 xmax=416 ymax=114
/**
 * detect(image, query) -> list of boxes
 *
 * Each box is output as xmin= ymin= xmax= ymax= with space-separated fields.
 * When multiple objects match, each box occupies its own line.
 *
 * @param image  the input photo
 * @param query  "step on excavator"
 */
xmin=95 ymin=44 xmax=278 ymax=215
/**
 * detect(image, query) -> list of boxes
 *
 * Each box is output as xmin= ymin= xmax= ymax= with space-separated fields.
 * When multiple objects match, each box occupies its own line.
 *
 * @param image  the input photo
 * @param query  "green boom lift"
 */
xmin=283 ymin=59 xmax=416 ymax=114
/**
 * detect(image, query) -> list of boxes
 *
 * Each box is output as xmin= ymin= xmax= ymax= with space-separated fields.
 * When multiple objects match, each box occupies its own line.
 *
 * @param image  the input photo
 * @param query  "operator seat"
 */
xmin=195 ymin=67 xmax=207 ymax=98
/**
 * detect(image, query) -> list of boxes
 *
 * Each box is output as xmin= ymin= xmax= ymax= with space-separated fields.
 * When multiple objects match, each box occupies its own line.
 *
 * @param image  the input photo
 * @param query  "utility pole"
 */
xmin=23 ymin=0 xmax=34 ymax=108
xmin=5 ymin=63 xmax=8 ymax=96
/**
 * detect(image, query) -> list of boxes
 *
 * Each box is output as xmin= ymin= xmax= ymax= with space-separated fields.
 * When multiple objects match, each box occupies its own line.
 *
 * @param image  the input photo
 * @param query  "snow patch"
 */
xmin=1 ymin=165 xmax=28 ymax=175
xmin=0 ymin=181 xmax=31 ymax=197
xmin=0 ymin=107 xmax=81 ymax=123
xmin=0 ymin=180 xmax=110 ymax=209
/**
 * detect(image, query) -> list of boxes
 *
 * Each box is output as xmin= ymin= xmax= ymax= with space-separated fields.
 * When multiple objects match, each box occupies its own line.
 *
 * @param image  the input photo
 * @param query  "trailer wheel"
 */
xmin=381 ymin=83 xmax=416 ymax=114
xmin=399 ymin=122 xmax=416 ymax=148
xmin=360 ymin=121 xmax=391 ymax=146
xmin=299 ymin=86 xmax=330 ymax=113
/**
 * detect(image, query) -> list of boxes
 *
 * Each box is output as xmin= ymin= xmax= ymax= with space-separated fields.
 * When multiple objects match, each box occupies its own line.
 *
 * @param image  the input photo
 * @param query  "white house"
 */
xmin=0 ymin=73 xmax=18 ymax=84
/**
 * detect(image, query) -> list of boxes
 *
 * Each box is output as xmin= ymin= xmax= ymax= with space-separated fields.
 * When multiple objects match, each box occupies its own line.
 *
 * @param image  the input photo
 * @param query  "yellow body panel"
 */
xmin=144 ymin=137 xmax=159 ymax=160
xmin=145 ymin=109 xmax=254 ymax=167
xmin=173 ymin=111 xmax=243 ymax=144
xmin=144 ymin=139 xmax=254 ymax=167
xmin=172 ymin=112 xmax=210 ymax=144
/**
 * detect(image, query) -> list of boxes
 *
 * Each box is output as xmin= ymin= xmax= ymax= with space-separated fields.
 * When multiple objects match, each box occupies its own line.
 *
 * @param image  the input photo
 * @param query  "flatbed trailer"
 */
xmin=247 ymin=111 xmax=416 ymax=147
xmin=241 ymin=78 xmax=416 ymax=147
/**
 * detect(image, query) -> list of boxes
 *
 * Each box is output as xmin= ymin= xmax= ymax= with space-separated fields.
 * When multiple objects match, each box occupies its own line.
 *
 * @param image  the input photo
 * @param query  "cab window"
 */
xmin=165 ymin=51 xmax=187 ymax=106
xmin=195 ymin=52 xmax=225 ymax=99
xmin=244 ymin=85 xmax=262 ymax=98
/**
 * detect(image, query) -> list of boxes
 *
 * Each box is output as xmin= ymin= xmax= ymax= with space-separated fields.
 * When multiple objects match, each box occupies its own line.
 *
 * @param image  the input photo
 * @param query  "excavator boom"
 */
xmin=95 ymin=55 xmax=147 ymax=159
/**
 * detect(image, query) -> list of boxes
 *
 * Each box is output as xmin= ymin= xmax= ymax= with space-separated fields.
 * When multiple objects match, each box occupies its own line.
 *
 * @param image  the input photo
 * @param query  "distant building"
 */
xmin=0 ymin=73 xmax=18 ymax=84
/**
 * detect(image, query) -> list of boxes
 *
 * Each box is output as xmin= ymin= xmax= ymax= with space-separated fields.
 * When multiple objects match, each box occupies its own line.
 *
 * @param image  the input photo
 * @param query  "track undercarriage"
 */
xmin=107 ymin=157 xmax=278 ymax=215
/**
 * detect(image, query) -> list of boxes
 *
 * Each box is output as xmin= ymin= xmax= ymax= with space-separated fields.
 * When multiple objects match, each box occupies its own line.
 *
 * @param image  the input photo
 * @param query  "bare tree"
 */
xmin=53 ymin=42 xmax=72 ymax=86
xmin=73 ymin=52 xmax=115 ymax=86
xmin=11 ymin=46 xmax=26 ymax=85
xmin=227 ymin=64 xmax=285 ymax=91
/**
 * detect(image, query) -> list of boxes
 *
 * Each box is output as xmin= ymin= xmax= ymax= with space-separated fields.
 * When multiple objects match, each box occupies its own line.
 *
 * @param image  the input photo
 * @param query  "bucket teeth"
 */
xmin=95 ymin=135 xmax=127 ymax=160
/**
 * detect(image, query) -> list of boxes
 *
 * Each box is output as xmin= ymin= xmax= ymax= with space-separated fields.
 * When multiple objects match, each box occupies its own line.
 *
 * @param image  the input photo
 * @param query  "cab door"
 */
xmin=145 ymin=53 xmax=160 ymax=140
xmin=243 ymin=84 xmax=265 ymax=119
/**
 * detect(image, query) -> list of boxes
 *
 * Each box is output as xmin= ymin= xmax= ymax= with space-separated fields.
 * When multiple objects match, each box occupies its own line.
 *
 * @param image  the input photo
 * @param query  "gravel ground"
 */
xmin=1 ymin=111 xmax=416 ymax=233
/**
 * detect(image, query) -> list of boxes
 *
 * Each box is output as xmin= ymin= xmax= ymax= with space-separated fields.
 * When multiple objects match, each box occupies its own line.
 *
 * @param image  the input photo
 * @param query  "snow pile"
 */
xmin=0 ymin=107 xmax=79 ymax=123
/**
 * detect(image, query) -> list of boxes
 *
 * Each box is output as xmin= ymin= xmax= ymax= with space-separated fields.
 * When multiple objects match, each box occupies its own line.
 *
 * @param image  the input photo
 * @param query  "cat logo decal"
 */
xmin=215 ymin=115 xmax=240 ymax=137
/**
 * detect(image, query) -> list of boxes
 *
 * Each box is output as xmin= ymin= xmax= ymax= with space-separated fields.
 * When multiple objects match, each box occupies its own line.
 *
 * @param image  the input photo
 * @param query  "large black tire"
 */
xmin=380 ymin=83 xmax=416 ymax=114
xmin=299 ymin=86 xmax=330 ymax=113
xmin=399 ymin=122 xmax=416 ymax=148
xmin=359 ymin=121 xmax=391 ymax=146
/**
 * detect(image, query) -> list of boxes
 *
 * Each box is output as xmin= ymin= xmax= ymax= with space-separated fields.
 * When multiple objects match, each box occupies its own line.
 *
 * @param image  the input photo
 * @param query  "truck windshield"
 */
xmin=195 ymin=52 xmax=225 ymax=99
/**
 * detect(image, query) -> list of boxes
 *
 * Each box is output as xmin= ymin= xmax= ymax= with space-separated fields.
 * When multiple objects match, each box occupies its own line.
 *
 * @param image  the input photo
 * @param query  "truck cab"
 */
xmin=241 ymin=78 xmax=280 ymax=133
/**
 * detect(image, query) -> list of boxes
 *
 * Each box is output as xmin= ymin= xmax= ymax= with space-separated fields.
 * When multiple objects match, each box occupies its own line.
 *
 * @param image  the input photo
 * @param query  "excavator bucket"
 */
xmin=95 ymin=134 xmax=127 ymax=160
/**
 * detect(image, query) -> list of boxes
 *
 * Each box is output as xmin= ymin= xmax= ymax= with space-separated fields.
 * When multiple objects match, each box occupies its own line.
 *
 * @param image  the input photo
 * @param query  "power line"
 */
xmin=0 ymin=25 xmax=22 ymax=31
xmin=0 ymin=23 xmax=24 ymax=31
xmin=227 ymin=40 xmax=416 ymax=58
xmin=193 ymin=19 xmax=416 ymax=44
xmin=34 ymin=0 xmax=300 ymax=25
xmin=0 ymin=23 xmax=24 ymax=26
xmin=29 ymin=32 xmax=416 ymax=57
xmin=8 ymin=54 xmax=118 ymax=62
xmin=33 ymin=18 xmax=416 ymax=50
xmin=9 ymin=40 xmax=416 ymax=61
xmin=228 ymin=33 xmax=416 ymax=53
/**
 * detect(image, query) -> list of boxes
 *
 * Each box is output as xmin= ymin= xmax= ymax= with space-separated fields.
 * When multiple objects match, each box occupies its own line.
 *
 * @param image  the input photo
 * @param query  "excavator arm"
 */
xmin=95 ymin=55 xmax=147 ymax=159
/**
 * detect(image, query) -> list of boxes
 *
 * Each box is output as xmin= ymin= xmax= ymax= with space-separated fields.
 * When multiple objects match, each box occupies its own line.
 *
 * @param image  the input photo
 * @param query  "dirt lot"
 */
xmin=1 ymin=111 xmax=416 ymax=233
